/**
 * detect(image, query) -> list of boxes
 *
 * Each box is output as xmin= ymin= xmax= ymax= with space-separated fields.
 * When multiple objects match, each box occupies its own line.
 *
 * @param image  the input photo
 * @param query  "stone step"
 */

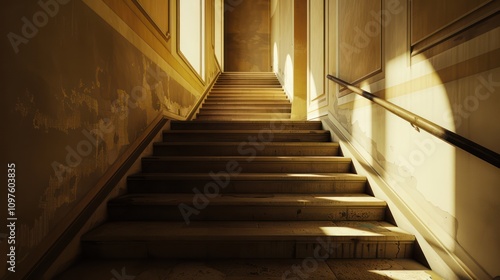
xmin=153 ymin=142 xmax=339 ymax=156
xmin=220 ymin=72 xmax=276 ymax=76
xmin=55 ymin=258 xmax=444 ymax=280
xmin=81 ymin=221 xmax=415 ymax=259
xmin=217 ymin=77 xmax=278 ymax=81
xmin=140 ymin=156 xmax=352 ymax=173
xmin=205 ymin=98 xmax=290 ymax=104
xmin=201 ymin=104 xmax=291 ymax=110
xmin=108 ymin=193 xmax=387 ymax=222
xmin=127 ymin=173 xmax=367 ymax=194
xmin=208 ymin=92 xmax=288 ymax=98
xmin=199 ymin=107 xmax=291 ymax=114
xmin=162 ymin=130 xmax=331 ymax=142
xmin=195 ymin=114 xmax=292 ymax=121
xmin=210 ymin=88 xmax=285 ymax=93
xmin=215 ymin=81 xmax=281 ymax=85
xmin=212 ymin=84 xmax=283 ymax=88
xmin=203 ymin=100 xmax=291 ymax=106
xmin=207 ymin=92 xmax=288 ymax=100
xmin=170 ymin=120 xmax=322 ymax=130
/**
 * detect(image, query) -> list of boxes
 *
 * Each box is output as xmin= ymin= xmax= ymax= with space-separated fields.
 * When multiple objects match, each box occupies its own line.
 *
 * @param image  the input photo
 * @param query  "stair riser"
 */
xmin=211 ymin=88 xmax=283 ymax=92
xmin=127 ymin=180 xmax=366 ymax=194
xmin=206 ymin=97 xmax=288 ymax=101
xmin=196 ymin=115 xmax=291 ymax=121
xmin=209 ymin=90 xmax=285 ymax=94
xmin=215 ymin=82 xmax=282 ymax=86
xmin=109 ymin=206 xmax=385 ymax=221
xmin=213 ymin=85 xmax=283 ymax=88
xmin=201 ymin=105 xmax=291 ymax=110
xmin=83 ymin=240 xmax=414 ymax=259
xmin=170 ymin=121 xmax=323 ymax=130
xmin=153 ymin=144 xmax=338 ymax=156
xmin=163 ymin=132 xmax=331 ymax=142
xmin=141 ymin=160 xmax=352 ymax=173
xmin=203 ymin=101 xmax=291 ymax=106
xmin=199 ymin=109 xmax=291 ymax=114
xmin=208 ymin=93 xmax=287 ymax=97
xmin=200 ymin=109 xmax=292 ymax=114
xmin=205 ymin=98 xmax=289 ymax=103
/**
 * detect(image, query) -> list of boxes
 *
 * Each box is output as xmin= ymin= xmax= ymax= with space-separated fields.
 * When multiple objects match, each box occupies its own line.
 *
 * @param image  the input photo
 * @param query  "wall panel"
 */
xmin=307 ymin=0 xmax=329 ymax=114
xmin=338 ymin=0 xmax=382 ymax=87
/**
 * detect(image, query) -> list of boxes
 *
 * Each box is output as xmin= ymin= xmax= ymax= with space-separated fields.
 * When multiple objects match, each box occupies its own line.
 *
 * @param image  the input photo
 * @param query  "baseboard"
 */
xmin=320 ymin=113 xmax=490 ymax=280
xmin=12 ymin=114 xmax=168 ymax=280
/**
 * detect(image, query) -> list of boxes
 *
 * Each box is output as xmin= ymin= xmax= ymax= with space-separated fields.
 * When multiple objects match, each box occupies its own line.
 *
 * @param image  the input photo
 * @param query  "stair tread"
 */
xmin=172 ymin=120 xmax=320 ymax=124
xmin=206 ymin=97 xmax=288 ymax=100
xmin=110 ymin=193 xmax=386 ymax=207
xmin=143 ymin=155 xmax=351 ymax=162
xmin=201 ymin=105 xmax=291 ymax=108
xmin=55 ymin=258 xmax=443 ymax=280
xmin=170 ymin=121 xmax=322 ymax=130
xmin=209 ymin=89 xmax=285 ymax=92
xmin=128 ymin=172 xmax=365 ymax=181
xmin=82 ymin=221 xmax=415 ymax=241
xmin=203 ymin=101 xmax=291 ymax=104
xmin=164 ymin=129 xmax=327 ymax=133
xmin=197 ymin=112 xmax=291 ymax=116
xmin=154 ymin=142 xmax=339 ymax=146
xmin=196 ymin=117 xmax=293 ymax=121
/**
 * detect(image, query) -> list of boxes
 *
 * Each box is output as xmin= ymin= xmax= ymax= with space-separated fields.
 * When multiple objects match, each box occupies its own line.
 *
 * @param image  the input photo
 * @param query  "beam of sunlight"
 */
xmin=368 ymin=269 xmax=437 ymax=280
xmin=319 ymin=226 xmax=384 ymax=236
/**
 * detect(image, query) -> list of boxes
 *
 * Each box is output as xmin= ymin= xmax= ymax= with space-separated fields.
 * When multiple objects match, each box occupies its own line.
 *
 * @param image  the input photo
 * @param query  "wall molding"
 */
xmin=411 ymin=0 xmax=499 ymax=57
xmin=307 ymin=0 xmax=329 ymax=112
xmin=337 ymin=0 xmax=384 ymax=98
xmin=131 ymin=0 xmax=171 ymax=41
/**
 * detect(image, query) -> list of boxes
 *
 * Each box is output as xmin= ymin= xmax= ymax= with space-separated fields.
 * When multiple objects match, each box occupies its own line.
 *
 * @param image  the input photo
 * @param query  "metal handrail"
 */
xmin=326 ymin=74 xmax=500 ymax=168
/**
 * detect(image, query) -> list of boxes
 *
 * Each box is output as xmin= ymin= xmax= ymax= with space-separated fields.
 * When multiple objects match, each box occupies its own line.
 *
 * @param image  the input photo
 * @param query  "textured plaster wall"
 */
xmin=224 ymin=0 xmax=271 ymax=72
xmin=0 ymin=0 xmax=214 ymax=277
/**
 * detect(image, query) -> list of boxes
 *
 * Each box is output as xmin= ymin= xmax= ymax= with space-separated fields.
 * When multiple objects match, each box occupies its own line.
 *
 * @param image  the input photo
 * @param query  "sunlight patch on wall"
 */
xmin=284 ymin=54 xmax=294 ymax=101
xmin=385 ymin=54 xmax=458 ymax=239
xmin=273 ymin=43 xmax=279 ymax=74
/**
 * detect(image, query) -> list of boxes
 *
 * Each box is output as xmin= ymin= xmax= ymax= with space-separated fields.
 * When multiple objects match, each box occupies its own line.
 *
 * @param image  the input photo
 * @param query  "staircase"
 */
xmin=196 ymin=72 xmax=291 ymax=120
xmin=57 ymin=72 xmax=440 ymax=279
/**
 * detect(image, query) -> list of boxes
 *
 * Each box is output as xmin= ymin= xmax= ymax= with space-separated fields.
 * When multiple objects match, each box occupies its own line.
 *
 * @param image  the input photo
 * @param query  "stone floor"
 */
xmin=55 ymin=259 xmax=443 ymax=280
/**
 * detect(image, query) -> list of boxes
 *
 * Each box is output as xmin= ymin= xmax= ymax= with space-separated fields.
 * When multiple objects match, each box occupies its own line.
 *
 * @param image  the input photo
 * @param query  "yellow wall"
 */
xmin=0 ymin=0 xmax=219 ymax=278
xmin=307 ymin=0 xmax=500 ymax=279
xmin=271 ymin=0 xmax=307 ymax=120
xmin=225 ymin=0 xmax=271 ymax=72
